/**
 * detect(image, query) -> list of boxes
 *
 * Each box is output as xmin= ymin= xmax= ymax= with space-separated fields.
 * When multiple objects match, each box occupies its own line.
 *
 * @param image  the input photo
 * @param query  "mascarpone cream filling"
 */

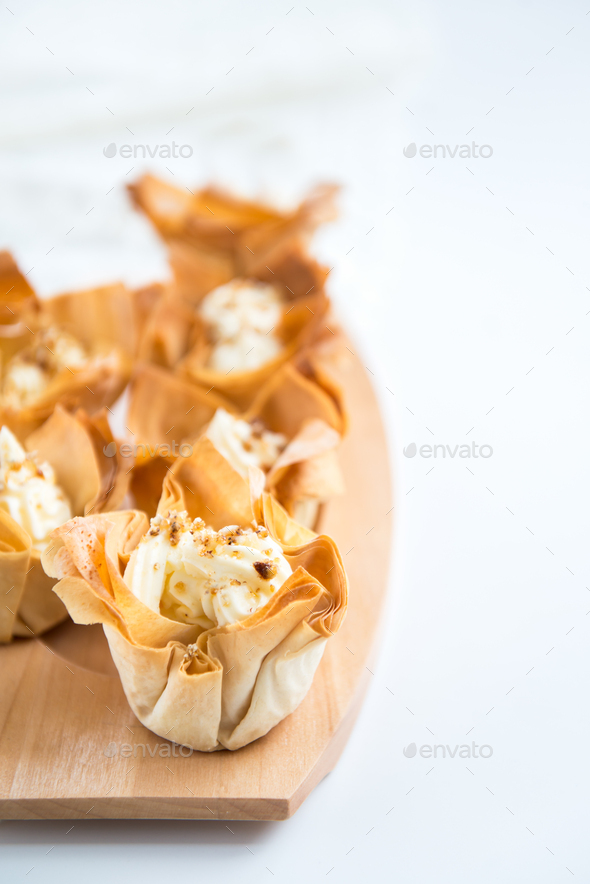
xmin=0 ymin=425 xmax=72 ymax=550
xmin=206 ymin=408 xmax=286 ymax=479
xmin=124 ymin=511 xmax=292 ymax=629
xmin=199 ymin=279 xmax=283 ymax=372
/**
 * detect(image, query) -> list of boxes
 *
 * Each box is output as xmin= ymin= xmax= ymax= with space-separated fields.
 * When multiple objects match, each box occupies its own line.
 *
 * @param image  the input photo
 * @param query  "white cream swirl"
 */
xmin=0 ymin=426 xmax=72 ymax=550
xmin=199 ymin=279 xmax=283 ymax=372
xmin=206 ymin=408 xmax=286 ymax=479
xmin=123 ymin=511 xmax=292 ymax=629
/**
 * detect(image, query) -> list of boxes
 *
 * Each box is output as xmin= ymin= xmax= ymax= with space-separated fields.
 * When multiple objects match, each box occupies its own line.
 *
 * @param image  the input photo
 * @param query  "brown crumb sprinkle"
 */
xmin=253 ymin=561 xmax=277 ymax=580
xmin=169 ymin=518 xmax=182 ymax=545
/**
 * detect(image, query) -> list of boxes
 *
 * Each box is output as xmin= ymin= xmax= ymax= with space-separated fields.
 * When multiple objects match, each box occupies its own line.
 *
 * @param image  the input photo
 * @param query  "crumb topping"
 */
xmin=125 ymin=509 xmax=292 ymax=630
xmin=254 ymin=561 xmax=278 ymax=580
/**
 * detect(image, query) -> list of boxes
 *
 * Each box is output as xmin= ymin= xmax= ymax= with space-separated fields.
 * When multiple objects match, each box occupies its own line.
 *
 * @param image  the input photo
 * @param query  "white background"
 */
xmin=2 ymin=0 xmax=590 ymax=880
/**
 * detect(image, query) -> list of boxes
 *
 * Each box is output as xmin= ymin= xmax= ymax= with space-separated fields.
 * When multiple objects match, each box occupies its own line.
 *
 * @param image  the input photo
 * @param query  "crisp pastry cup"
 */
xmin=42 ymin=439 xmax=347 ymax=751
xmin=0 ymin=265 xmax=137 ymax=438
xmin=128 ymin=174 xmax=338 ymax=295
xmin=0 ymin=346 xmax=131 ymax=441
xmin=137 ymin=278 xmax=331 ymax=411
xmin=177 ymin=289 xmax=331 ymax=410
xmin=127 ymin=360 xmax=347 ymax=523
xmin=0 ymin=404 xmax=133 ymax=642
xmin=125 ymin=363 xmax=233 ymax=516
xmin=131 ymin=176 xmax=336 ymax=410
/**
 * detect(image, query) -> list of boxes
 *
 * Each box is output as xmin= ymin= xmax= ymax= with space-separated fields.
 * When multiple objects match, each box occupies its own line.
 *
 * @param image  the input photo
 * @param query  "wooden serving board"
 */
xmin=0 ymin=350 xmax=393 ymax=821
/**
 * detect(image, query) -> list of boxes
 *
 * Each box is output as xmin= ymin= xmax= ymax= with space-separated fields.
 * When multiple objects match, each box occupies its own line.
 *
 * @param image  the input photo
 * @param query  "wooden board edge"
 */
xmin=0 ymin=796 xmax=290 ymax=822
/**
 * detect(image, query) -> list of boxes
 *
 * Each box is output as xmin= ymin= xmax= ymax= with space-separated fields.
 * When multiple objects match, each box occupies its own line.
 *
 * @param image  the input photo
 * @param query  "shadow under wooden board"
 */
xmin=0 ymin=347 xmax=393 ymax=821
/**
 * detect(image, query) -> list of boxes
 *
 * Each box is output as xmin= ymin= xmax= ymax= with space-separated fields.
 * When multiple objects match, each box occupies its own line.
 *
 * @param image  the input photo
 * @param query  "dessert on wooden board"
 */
xmin=127 ymin=358 xmax=346 ymax=526
xmin=0 ymin=406 xmax=131 ymax=641
xmin=0 ymin=252 xmax=140 ymax=439
xmin=0 ymin=177 xmax=355 ymax=755
xmin=42 ymin=441 xmax=347 ymax=751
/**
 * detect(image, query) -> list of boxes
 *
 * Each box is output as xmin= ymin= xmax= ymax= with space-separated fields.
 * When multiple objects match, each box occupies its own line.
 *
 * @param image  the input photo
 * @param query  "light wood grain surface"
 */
xmin=0 ymin=349 xmax=393 ymax=820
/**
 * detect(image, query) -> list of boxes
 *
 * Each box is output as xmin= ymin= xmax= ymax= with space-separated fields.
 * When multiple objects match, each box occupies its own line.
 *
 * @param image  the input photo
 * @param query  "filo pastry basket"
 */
xmin=42 ymin=437 xmax=348 ymax=751
xmin=126 ymin=357 xmax=347 ymax=525
xmin=131 ymin=176 xmax=337 ymax=411
xmin=0 ymin=252 xmax=137 ymax=439
xmin=0 ymin=405 xmax=131 ymax=642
